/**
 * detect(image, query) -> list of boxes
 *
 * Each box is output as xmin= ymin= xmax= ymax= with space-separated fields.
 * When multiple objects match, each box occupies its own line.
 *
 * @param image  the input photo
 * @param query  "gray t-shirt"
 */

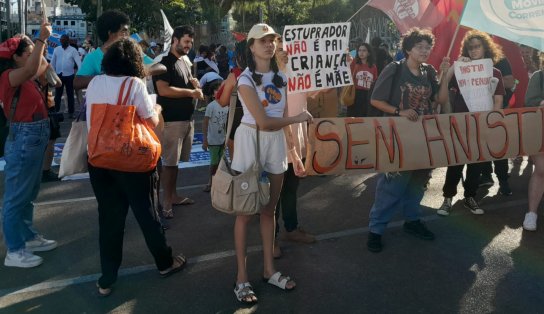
xmin=204 ymin=100 xmax=229 ymax=145
xmin=371 ymin=61 xmax=438 ymax=116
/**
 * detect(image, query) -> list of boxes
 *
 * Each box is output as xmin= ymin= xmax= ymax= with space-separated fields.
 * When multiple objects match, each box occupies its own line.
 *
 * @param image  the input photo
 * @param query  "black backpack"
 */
xmin=368 ymin=60 xmax=437 ymax=117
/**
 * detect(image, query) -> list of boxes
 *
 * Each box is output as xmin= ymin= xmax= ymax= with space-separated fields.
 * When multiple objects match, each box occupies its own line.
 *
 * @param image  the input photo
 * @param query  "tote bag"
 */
xmin=87 ymin=78 xmax=161 ymax=172
xmin=58 ymin=117 xmax=88 ymax=177
xmin=211 ymin=76 xmax=270 ymax=215
xmin=341 ymin=84 xmax=356 ymax=107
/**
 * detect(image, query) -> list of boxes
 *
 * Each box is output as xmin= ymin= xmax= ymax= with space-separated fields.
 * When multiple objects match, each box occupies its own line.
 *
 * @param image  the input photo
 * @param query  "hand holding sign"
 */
xmin=453 ymin=58 xmax=494 ymax=112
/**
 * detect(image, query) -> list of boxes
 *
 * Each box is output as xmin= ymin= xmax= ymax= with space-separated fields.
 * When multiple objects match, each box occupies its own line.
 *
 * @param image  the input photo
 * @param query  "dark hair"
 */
xmin=96 ymin=10 xmax=130 ymax=43
xmin=460 ymin=30 xmax=503 ymax=64
xmin=235 ymin=40 xmax=247 ymax=68
xmin=246 ymin=38 xmax=285 ymax=88
xmin=198 ymin=44 xmax=209 ymax=56
xmin=371 ymin=36 xmax=383 ymax=48
xmin=172 ymin=25 xmax=194 ymax=44
xmin=210 ymin=80 xmax=222 ymax=95
xmin=101 ymin=38 xmax=146 ymax=78
xmin=0 ymin=35 xmax=33 ymax=76
xmin=355 ymin=43 xmax=375 ymax=67
xmin=401 ymin=27 xmax=434 ymax=56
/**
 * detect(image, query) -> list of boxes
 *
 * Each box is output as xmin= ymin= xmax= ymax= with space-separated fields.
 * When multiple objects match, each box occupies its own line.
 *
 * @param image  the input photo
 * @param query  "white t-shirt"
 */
xmin=238 ymin=68 xmax=286 ymax=125
xmin=85 ymin=75 xmax=156 ymax=130
xmin=204 ymin=100 xmax=229 ymax=145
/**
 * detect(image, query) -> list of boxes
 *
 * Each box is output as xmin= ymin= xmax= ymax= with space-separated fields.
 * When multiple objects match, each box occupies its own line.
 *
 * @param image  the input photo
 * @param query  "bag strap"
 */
xmin=539 ymin=70 xmax=544 ymax=94
xmin=224 ymin=82 xmax=238 ymax=150
xmin=238 ymin=74 xmax=262 ymax=171
xmin=8 ymin=87 xmax=21 ymax=123
xmin=116 ymin=77 xmax=133 ymax=106
xmin=388 ymin=61 xmax=402 ymax=105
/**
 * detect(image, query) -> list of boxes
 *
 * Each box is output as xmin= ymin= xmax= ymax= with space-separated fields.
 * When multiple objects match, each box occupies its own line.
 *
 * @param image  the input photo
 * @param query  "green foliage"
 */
xmin=64 ymin=0 xmax=201 ymax=34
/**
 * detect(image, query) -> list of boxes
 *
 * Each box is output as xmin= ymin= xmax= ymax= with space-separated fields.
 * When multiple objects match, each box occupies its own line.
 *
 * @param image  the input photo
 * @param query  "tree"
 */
xmin=64 ymin=0 xmax=198 ymax=35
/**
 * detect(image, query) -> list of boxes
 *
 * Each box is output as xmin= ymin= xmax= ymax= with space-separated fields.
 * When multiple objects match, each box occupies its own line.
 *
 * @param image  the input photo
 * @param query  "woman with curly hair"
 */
xmin=436 ymin=30 xmax=505 ymax=217
xmin=348 ymin=42 xmax=378 ymax=117
xmin=231 ymin=23 xmax=312 ymax=304
xmin=85 ymin=38 xmax=185 ymax=297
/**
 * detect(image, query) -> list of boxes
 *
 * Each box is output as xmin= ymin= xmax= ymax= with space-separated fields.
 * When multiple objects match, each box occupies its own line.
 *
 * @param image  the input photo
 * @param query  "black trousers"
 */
xmin=442 ymin=163 xmax=483 ymax=198
xmin=275 ymin=163 xmax=300 ymax=236
xmin=347 ymin=89 xmax=370 ymax=117
xmin=480 ymin=160 xmax=509 ymax=181
xmin=54 ymin=74 xmax=75 ymax=114
xmin=88 ymin=163 xmax=172 ymax=288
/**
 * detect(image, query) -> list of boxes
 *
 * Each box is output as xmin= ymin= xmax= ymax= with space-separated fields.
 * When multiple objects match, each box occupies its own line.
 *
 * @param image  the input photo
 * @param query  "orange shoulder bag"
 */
xmin=87 ymin=78 xmax=161 ymax=172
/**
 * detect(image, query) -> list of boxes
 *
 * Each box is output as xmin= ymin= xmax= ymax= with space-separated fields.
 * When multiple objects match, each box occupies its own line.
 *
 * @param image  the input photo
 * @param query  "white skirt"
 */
xmin=231 ymin=124 xmax=288 ymax=175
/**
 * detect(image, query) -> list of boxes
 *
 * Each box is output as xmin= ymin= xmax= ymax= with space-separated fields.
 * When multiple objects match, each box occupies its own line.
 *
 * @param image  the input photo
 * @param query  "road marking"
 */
xmin=0 ymin=197 xmax=527 ymax=298
xmin=33 ymin=184 xmax=207 ymax=207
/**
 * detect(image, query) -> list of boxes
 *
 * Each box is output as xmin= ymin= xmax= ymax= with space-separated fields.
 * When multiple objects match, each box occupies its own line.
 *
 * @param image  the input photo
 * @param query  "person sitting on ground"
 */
xmin=85 ymin=38 xmax=186 ymax=297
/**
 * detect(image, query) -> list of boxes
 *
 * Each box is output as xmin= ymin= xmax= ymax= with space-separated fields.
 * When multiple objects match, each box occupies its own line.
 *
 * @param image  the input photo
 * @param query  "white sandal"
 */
xmin=234 ymin=282 xmax=257 ymax=304
xmin=263 ymin=271 xmax=296 ymax=290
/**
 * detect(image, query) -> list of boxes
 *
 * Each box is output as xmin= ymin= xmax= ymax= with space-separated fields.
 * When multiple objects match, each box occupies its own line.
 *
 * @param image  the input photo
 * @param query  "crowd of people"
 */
xmin=0 ymin=8 xmax=543 ymax=304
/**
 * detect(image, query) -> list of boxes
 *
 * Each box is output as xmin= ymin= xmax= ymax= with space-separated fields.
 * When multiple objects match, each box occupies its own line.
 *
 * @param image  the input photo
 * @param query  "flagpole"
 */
xmin=446 ymin=23 xmax=461 ymax=59
xmin=346 ymin=1 xmax=371 ymax=22
xmin=446 ymin=0 xmax=469 ymax=59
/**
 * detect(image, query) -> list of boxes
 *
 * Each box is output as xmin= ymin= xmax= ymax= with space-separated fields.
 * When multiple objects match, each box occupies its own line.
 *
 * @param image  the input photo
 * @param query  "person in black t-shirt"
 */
xmin=153 ymin=26 xmax=204 ymax=218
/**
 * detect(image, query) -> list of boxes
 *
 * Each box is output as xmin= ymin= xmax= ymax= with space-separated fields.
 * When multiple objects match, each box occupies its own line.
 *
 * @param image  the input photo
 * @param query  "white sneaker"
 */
xmin=25 ymin=235 xmax=57 ymax=252
xmin=4 ymin=249 xmax=43 ymax=268
xmin=437 ymin=197 xmax=453 ymax=216
xmin=523 ymin=212 xmax=538 ymax=231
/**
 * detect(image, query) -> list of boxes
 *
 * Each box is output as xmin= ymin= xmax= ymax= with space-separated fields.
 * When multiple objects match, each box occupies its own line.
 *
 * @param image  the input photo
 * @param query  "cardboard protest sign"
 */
xmin=305 ymin=108 xmax=544 ymax=175
xmin=283 ymin=23 xmax=351 ymax=94
xmin=454 ymin=59 xmax=495 ymax=112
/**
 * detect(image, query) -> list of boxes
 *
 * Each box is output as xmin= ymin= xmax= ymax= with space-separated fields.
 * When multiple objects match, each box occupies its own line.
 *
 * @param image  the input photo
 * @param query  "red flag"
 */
xmin=426 ymin=0 xmax=467 ymax=69
xmin=231 ymin=31 xmax=247 ymax=42
xmin=368 ymin=0 xmax=444 ymax=34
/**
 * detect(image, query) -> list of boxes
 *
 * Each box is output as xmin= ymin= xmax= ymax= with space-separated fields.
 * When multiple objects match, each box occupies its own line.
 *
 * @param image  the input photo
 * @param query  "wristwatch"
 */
xmin=394 ymin=108 xmax=400 ymax=116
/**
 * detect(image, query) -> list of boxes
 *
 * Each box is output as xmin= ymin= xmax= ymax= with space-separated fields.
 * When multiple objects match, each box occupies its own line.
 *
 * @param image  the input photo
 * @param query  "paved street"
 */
xmin=0 ymin=116 xmax=544 ymax=313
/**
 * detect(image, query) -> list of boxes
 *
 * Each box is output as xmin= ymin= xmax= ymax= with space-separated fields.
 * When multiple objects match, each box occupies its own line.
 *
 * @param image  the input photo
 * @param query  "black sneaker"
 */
xmin=498 ymin=181 xmax=512 ymax=196
xmin=464 ymin=197 xmax=484 ymax=215
xmin=478 ymin=175 xmax=494 ymax=187
xmin=41 ymin=170 xmax=60 ymax=182
xmin=403 ymin=220 xmax=435 ymax=240
xmin=367 ymin=232 xmax=383 ymax=253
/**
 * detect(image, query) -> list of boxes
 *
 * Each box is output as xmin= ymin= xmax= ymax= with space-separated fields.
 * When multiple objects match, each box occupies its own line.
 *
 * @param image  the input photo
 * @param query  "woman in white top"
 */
xmin=85 ymin=38 xmax=186 ymax=297
xmin=232 ymin=24 xmax=312 ymax=304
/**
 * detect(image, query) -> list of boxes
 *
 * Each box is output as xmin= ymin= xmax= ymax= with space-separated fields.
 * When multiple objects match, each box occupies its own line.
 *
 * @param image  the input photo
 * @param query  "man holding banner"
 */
xmin=366 ymin=28 xmax=439 ymax=253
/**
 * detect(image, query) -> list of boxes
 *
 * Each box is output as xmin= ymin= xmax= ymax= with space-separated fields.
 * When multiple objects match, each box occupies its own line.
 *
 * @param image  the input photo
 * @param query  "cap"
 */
xmin=247 ymin=24 xmax=279 ymax=41
xmin=0 ymin=37 xmax=22 ymax=59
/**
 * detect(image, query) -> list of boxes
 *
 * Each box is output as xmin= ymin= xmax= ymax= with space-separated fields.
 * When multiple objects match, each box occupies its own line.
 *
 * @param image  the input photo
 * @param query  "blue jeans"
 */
xmin=2 ymin=119 xmax=50 ymax=252
xmin=369 ymin=170 xmax=431 ymax=235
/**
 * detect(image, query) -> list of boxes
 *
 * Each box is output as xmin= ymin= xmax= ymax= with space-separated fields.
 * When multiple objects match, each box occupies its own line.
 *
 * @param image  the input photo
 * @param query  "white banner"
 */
xmin=454 ymin=59 xmax=495 ymax=112
xmin=283 ymin=23 xmax=351 ymax=94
